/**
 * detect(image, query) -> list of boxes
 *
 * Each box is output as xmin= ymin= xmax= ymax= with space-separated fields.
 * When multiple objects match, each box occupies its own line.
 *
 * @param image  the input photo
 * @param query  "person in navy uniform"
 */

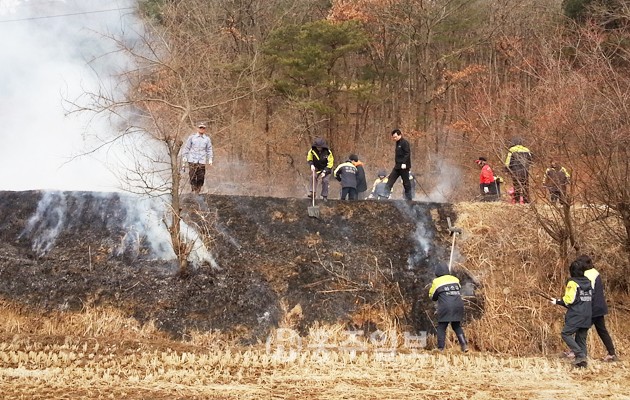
xmin=429 ymin=262 xmax=468 ymax=352
xmin=333 ymin=155 xmax=358 ymax=200
xmin=577 ymin=255 xmax=617 ymax=362
xmin=550 ymin=260 xmax=593 ymax=367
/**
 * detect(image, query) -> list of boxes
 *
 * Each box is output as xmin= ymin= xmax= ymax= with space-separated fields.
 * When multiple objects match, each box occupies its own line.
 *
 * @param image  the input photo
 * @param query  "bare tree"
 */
xmin=68 ymin=3 xmax=246 ymax=276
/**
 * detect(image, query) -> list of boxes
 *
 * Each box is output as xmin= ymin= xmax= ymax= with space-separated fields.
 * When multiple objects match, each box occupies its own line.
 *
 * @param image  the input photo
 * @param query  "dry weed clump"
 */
xmin=0 ymin=300 xmax=164 ymax=341
xmin=455 ymin=202 xmax=630 ymax=357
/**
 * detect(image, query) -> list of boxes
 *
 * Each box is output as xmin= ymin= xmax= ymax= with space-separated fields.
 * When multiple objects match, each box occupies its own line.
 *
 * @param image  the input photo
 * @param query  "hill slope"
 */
xmin=0 ymin=191 xmax=474 ymax=342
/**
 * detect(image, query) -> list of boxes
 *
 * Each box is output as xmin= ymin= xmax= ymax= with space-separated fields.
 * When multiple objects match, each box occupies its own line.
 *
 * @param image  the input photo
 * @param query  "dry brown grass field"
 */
xmin=1 ymin=201 xmax=629 ymax=399
xmin=0 ymin=327 xmax=628 ymax=399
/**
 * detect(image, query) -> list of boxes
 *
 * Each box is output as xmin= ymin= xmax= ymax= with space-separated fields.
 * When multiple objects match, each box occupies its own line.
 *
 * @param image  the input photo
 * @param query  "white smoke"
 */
xmin=180 ymin=220 xmax=220 ymax=270
xmin=21 ymin=191 xmax=220 ymax=269
xmin=0 ymin=0 xmax=138 ymax=191
xmin=116 ymin=194 xmax=176 ymax=260
xmin=415 ymin=159 xmax=463 ymax=203
xmin=22 ymin=191 xmax=68 ymax=256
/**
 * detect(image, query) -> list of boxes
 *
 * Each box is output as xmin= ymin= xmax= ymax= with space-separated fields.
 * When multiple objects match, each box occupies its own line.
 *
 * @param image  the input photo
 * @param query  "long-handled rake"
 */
xmin=308 ymin=171 xmax=320 ymax=218
xmin=446 ymin=217 xmax=462 ymax=273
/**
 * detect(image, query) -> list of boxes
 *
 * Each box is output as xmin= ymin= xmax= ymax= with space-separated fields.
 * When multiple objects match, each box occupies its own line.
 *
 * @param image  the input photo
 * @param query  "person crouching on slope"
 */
xmin=429 ymin=262 xmax=468 ymax=352
xmin=368 ymin=170 xmax=390 ymax=200
xmin=550 ymin=260 xmax=593 ymax=368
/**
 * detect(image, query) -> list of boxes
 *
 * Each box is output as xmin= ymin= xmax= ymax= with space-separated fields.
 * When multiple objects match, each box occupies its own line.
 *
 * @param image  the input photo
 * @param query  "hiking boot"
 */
xmin=573 ymin=357 xmax=588 ymax=368
xmin=306 ymin=193 xmax=313 ymax=199
xmin=563 ymin=351 xmax=575 ymax=359
xmin=457 ymin=333 xmax=468 ymax=353
xmin=321 ymin=196 xmax=328 ymax=202
xmin=602 ymin=354 xmax=618 ymax=362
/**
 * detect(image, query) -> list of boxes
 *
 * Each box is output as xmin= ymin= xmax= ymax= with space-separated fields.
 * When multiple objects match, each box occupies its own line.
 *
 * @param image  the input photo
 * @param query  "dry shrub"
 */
xmin=455 ymin=202 xmax=630 ymax=357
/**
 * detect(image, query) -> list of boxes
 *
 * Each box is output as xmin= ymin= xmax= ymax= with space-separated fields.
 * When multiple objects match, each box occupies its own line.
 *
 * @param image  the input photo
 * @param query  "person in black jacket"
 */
xmin=504 ymin=137 xmax=533 ymax=204
xmin=306 ymin=137 xmax=334 ymax=200
xmin=577 ymin=255 xmax=618 ymax=362
xmin=385 ymin=129 xmax=413 ymax=201
xmin=551 ymin=261 xmax=593 ymax=367
xmin=350 ymin=154 xmax=367 ymax=200
xmin=428 ymin=262 xmax=468 ymax=352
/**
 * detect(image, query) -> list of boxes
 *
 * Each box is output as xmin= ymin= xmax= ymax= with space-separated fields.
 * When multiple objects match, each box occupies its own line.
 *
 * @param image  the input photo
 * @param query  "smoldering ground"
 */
xmin=0 ymin=190 xmax=479 ymax=340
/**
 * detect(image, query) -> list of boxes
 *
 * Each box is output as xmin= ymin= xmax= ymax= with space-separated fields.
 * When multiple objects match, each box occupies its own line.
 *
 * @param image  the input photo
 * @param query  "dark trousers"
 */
xmin=561 ymin=325 xmax=588 ymax=359
xmin=592 ymin=315 xmax=616 ymax=356
xmin=386 ymin=168 xmax=412 ymax=200
xmin=512 ymin=176 xmax=530 ymax=203
xmin=479 ymin=183 xmax=499 ymax=202
xmin=436 ymin=321 xmax=464 ymax=349
xmin=188 ymin=163 xmax=206 ymax=193
xmin=548 ymin=188 xmax=568 ymax=205
xmin=340 ymin=187 xmax=357 ymax=200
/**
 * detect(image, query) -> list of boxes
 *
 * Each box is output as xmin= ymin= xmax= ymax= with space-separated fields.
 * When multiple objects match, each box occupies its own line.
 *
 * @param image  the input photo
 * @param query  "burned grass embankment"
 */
xmin=0 ymin=191 xmax=475 ymax=342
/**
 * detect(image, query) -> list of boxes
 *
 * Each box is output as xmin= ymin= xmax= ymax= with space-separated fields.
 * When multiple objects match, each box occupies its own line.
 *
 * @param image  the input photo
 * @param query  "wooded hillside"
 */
xmin=74 ymin=0 xmax=630 ymax=271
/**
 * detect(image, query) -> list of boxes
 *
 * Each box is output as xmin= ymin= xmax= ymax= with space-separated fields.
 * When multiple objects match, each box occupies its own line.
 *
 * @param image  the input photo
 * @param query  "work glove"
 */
xmin=483 ymin=186 xmax=489 ymax=194
xmin=550 ymin=298 xmax=557 ymax=305
xmin=401 ymin=164 xmax=407 ymax=170
xmin=310 ymin=165 xmax=316 ymax=172
xmin=208 ymin=160 xmax=213 ymax=166
xmin=320 ymin=171 xmax=327 ymax=178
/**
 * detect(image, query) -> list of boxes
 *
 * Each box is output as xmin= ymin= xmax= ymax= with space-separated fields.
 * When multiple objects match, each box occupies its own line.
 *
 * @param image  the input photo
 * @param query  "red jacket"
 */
xmin=480 ymin=164 xmax=494 ymax=184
